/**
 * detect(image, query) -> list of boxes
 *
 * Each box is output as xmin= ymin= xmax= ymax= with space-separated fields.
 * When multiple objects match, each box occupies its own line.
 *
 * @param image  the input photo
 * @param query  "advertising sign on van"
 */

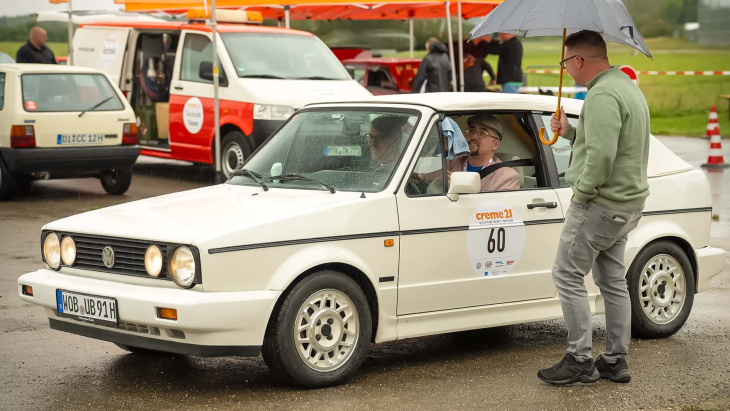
xmin=100 ymin=35 xmax=119 ymax=68
xmin=183 ymin=97 xmax=204 ymax=134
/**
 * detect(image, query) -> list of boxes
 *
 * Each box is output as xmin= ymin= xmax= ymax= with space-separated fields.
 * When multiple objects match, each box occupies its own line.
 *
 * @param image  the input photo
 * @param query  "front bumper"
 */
xmin=696 ymin=246 xmax=727 ymax=293
xmin=0 ymin=145 xmax=140 ymax=178
xmin=18 ymin=269 xmax=281 ymax=356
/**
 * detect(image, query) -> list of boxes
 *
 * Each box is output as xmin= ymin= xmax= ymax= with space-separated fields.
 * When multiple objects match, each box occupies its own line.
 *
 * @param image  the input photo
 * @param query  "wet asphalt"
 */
xmin=0 ymin=137 xmax=728 ymax=410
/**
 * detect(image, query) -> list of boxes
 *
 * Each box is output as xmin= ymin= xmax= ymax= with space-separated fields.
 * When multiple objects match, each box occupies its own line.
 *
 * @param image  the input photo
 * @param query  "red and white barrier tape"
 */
xmin=525 ymin=70 xmax=730 ymax=75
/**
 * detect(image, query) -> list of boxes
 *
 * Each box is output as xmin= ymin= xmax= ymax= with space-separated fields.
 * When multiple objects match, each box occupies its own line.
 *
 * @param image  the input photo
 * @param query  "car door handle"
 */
xmin=174 ymin=85 xmax=184 ymax=90
xmin=527 ymin=202 xmax=558 ymax=209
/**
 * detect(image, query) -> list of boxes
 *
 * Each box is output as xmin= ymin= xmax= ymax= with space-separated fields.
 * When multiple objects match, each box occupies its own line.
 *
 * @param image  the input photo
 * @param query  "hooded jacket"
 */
xmin=411 ymin=40 xmax=452 ymax=93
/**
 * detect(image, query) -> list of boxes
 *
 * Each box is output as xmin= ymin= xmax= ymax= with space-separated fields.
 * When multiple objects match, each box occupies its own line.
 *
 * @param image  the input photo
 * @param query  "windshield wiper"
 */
xmin=292 ymin=76 xmax=340 ymax=80
xmin=239 ymin=74 xmax=285 ymax=79
xmin=78 ymin=96 xmax=114 ymax=118
xmin=230 ymin=168 xmax=268 ymax=191
xmin=268 ymin=173 xmax=335 ymax=193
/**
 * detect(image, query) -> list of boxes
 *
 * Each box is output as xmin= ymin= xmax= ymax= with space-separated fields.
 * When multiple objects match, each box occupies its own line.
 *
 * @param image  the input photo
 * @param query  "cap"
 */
xmin=467 ymin=113 xmax=503 ymax=140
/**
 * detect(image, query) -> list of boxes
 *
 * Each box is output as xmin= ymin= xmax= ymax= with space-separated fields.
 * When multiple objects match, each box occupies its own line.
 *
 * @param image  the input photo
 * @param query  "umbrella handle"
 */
xmin=539 ymin=127 xmax=559 ymax=145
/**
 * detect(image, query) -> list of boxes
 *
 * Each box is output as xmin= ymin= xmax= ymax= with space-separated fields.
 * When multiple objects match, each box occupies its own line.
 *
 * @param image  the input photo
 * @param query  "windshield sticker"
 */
xmin=183 ymin=97 xmax=204 ymax=134
xmin=324 ymin=146 xmax=362 ymax=157
xmin=100 ymin=35 xmax=119 ymax=68
xmin=467 ymin=201 xmax=526 ymax=278
xmin=25 ymin=101 xmax=37 ymax=111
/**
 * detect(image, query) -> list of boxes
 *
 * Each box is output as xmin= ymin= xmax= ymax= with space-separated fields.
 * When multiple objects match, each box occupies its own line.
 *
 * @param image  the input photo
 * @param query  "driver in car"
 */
xmin=367 ymin=115 xmax=408 ymax=170
xmin=449 ymin=113 xmax=520 ymax=192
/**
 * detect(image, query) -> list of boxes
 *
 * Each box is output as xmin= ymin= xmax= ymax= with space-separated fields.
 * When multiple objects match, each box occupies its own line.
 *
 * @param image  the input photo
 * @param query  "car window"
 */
xmin=540 ymin=114 xmax=579 ymax=187
xmin=367 ymin=65 xmax=396 ymax=90
xmin=406 ymin=122 xmax=445 ymax=196
xmin=348 ymin=64 xmax=366 ymax=85
xmin=221 ymin=33 xmax=349 ymax=80
xmin=20 ymin=73 xmax=123 ymax=113
xmin=180 ymin=33 xmax=214 ymax=83
xmin=0 ymin=73 xmax=5 ymax=110
xmin=231 ymin=109 xmax=419 ymax=193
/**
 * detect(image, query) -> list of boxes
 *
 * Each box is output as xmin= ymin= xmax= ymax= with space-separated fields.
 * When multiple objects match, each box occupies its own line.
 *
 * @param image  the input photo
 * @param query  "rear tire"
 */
xmin=627 ymin=241 xmax=695 ymax=339
xmin=220 ymin=131 xmax=252 ymax=179
xmin=0 ymin=157 xmax=17 ymax=201
xmin=262 ymin=271 xmax=372 ymax=388
xmin=100 ymin=168 xmax=133 ymax=195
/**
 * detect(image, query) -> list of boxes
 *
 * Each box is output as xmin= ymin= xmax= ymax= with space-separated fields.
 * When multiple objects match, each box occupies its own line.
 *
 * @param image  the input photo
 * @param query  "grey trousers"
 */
xmin=552 ymin=199 xmax=642 ymax=362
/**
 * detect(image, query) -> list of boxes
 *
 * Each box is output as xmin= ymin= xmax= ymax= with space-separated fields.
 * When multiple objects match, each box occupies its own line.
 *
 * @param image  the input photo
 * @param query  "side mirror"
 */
xmin=345 ymin=65 xmax=355 ymax=79
xmin=447 ymin=172 xmax=480 ymax=201
xmin=199 ymin=61 xmax=228 ymax=86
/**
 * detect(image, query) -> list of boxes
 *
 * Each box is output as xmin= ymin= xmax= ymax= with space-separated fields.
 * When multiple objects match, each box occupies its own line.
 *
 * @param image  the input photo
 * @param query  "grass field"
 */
xmin=2 ymin=39 xmax=729 ymax=136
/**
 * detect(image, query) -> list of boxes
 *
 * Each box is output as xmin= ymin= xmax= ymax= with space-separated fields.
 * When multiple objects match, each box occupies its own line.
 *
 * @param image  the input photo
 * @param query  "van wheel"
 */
xmin=221 ymin=131 xmax=252 ymax=178
xmin=100 ymin=168 xmax=133 ymax=195
xmin=114 ymin=343 xmax=175 ymax=356
xmin=0 ymin=158 xmax=17 ymax=201
xmin=262 ymin=271 xmax=372 ymax=388
xmin=627 ymin=241 xmax=695 ymax=339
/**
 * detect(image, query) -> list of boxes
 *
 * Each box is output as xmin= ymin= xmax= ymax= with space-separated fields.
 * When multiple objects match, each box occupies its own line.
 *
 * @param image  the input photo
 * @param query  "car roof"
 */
xmin=307 ymin=92 xmax=584 ymax=114
xmin=342 ymin=58 xmax=422 ymax=65
xmin=79 ymin=21 xmax=314 ymax=36
xmin=0 ymin=64 xmax=108 ymax=74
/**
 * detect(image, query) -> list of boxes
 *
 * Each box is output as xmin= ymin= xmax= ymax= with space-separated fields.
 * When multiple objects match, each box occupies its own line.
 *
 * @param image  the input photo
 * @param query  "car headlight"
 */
xmin=43 ymin=232 xmax=61 ymax=270
xmin=60 ymin=236 xmax=76 ymax=266
xmin=145 ymin=245 xmax=163 ymax=277
xmin=169 ymin=246 xmax=196 ymax=288
xmin=253 ymin=104 xmax=294 ymax=121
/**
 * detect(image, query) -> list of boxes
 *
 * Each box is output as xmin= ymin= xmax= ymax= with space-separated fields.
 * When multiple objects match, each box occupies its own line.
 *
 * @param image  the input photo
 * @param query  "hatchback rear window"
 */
xmin=21 ymin=73 xmax=124 ymax=113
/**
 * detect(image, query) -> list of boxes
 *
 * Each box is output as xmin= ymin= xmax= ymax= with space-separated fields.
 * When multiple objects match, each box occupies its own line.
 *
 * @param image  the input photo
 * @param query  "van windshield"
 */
xmin=228 ymin=109 xmax=420 ymax=193
xmin=21 ymin=73 xmax=124 ymax=113
xmin=221 ymin=33 xmax=350 ymax=80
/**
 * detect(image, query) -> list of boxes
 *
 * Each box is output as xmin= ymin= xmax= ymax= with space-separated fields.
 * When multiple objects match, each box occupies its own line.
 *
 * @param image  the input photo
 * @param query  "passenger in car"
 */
xmin=367 ymin=115 xmax=408 ymax=171
xmin=449 ymin=113 xmax=520 ymax=191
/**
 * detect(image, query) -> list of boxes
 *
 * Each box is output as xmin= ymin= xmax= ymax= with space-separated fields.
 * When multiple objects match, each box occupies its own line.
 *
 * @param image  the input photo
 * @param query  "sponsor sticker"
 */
xmin=467 ymin=201 xmax=526 ymax=278
xmin=25 ymin=100 xmax=37 ymax=111
xmin=183 ymin=97 xmax=204 ymax=134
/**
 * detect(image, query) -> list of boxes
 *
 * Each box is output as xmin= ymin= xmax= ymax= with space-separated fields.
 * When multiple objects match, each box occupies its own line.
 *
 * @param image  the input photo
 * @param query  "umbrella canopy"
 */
xmin=469 ymin=0 xmax=651 ymax=58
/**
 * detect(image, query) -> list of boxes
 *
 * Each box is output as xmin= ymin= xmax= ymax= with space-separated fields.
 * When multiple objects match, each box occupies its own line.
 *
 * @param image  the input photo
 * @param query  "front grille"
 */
xmin=70 ymin=234 xmax=169 ymax=279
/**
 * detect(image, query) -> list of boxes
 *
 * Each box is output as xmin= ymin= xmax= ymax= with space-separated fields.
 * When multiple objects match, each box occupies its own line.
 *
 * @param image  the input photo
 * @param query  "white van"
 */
xmin=72 ymin=10 xmax=372 ymax=177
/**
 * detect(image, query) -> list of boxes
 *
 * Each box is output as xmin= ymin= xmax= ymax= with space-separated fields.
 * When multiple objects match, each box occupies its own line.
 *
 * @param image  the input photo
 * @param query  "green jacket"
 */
xmin=564 ymin=67 xmax=651 ymax=211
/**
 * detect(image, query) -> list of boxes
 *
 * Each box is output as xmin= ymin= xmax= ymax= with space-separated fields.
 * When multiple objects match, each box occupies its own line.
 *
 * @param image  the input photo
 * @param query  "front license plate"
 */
xmin=57 ymin=134 xmax=104 ymax=145
xmin=56 ymin=289 xmax=118 ymax=327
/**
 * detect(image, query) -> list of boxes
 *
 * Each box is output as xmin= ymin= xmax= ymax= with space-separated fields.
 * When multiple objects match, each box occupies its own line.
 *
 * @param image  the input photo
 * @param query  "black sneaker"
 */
xmin=595 ymin=355 xmax=631 ymax=383
xmin=537 ymin=353 xmax=600 ymax=385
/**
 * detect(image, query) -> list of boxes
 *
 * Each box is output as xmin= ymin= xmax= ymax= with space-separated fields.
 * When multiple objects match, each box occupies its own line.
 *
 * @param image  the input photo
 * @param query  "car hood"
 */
xmin=234 ymin=78 xmax=372 ymax=109
xmin=45 ymin=184 xmax=368 ymax=244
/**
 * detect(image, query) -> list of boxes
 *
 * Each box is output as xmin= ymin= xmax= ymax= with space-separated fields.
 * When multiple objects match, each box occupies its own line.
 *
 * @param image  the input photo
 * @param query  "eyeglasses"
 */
xmin=465 ymin=126 xmax=500 ymax=141
xmin=559 ymin=55 xmax=584 ymax=69
xmin=365 ymin=132 xmax=387 ymax=141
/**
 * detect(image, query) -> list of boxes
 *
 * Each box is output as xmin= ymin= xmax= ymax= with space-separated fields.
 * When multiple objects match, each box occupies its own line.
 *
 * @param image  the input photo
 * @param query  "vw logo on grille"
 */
xmin=102 ymin=246 xmax=115 ymax=268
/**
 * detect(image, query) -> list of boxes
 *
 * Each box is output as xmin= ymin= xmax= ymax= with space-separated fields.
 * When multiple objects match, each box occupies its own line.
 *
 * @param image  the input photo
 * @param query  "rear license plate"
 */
xmin=56 ymin=289 xmax=118 ymax=327
xmin=57 ymin=134 xmax=104 ymax=145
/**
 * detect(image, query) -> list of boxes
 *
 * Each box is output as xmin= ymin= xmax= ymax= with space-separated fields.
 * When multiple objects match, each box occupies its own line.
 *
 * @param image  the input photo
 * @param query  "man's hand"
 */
xmin=489 ymin=79 xmax=496 ymax=86
xmin=550 ymin=106 xmax=569 ymax=137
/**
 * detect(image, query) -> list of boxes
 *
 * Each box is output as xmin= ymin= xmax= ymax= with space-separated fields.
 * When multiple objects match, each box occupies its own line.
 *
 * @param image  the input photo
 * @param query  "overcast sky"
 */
xmin=1 ymin=0 xmax=121 ymax=17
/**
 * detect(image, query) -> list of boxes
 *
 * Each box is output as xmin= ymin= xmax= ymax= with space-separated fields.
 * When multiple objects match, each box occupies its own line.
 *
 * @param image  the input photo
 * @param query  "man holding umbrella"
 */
xmin=538 ymin=30 xmax=650 ymax=385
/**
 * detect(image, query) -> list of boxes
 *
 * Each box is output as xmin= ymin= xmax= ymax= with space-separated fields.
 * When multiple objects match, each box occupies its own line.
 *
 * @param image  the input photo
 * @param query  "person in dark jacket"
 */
xmin=494 ymin=33 xmax=523 ymax=93
xmin=411 ymin=38 xmax=452 ymax=93
xmin=16 ymin=27 xmax=57 ymax=64
xmin=462 ymin=53 xmax=495 ymax=92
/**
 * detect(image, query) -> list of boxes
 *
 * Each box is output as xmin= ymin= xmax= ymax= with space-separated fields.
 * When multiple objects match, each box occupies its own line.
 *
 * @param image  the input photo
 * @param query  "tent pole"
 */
xmin=212 ymin=0 xmax=224 ymax=182
xmin=409 ymin=17 xmax=414 ymax=58
xmin=67 ymin=0 xmax=73 ymax=65
xmin=284 ymin=5 xmax=290 ymax=29
xmin=445 ymin=1 xmax=456 ymax=92
xmin=457 ymin=1 xmax=463 ymax=92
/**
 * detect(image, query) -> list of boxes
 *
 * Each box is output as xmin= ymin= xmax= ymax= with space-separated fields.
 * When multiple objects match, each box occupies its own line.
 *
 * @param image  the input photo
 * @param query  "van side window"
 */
xmin=181 ymin=34 xmax=213 ymax=83
xmin=0 ymin=73 xmax=5 ymax=110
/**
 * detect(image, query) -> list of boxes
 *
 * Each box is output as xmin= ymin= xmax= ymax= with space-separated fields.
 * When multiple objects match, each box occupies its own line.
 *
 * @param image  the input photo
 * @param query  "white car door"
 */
xmin=396 ymin=112 xmax=565 ymax=315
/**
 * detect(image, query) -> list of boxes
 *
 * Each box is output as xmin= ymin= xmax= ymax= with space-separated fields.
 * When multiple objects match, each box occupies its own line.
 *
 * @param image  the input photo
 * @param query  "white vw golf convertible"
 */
xmin=18 ymin=94 xmax=726 ymax=387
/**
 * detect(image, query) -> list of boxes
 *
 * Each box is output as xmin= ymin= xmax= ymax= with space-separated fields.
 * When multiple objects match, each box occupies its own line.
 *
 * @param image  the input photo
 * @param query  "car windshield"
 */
xmin=221 ymin=33 xmax=350 ymax=80
xmin=21 ymin=73 xmax=124 ymax=113
xmin=229 ymin=109 xmax=420 ymax=192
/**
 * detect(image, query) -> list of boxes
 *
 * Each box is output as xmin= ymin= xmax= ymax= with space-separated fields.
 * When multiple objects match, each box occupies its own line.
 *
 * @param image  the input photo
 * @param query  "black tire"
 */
xmin=0 ymin=157 xmax=17 ymax=201
xmin=262 ymin=270 xmax=372 ymax=388
xmin=100 ymin=168 xmax=133 ymax=195
xmin=114 ymin=343 xmax=176 ymax=356
xmin=220 ymin=131 xmax=252 ymax=179
xmin=627 ymin=241 xmax=695 ymax=339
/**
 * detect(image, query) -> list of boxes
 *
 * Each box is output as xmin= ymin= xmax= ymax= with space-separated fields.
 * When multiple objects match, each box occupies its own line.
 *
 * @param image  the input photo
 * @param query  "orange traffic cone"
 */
xmin=706 ymin=105 xmax=719 ymax=138
xmin=702 ymin=109 xmax=728 ymax=168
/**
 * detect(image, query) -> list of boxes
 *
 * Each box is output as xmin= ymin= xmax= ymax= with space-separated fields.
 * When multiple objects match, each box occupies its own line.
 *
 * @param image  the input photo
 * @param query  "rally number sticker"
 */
xmin=466 ymin=201 xmax=526 ymax=278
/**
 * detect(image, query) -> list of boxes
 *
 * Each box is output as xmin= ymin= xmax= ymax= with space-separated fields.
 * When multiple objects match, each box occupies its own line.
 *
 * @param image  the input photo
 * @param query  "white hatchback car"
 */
xmin=17 ymin=94 xmax=726 ymax=387
xmin=0 ymin=64 xmax=139 ymax=200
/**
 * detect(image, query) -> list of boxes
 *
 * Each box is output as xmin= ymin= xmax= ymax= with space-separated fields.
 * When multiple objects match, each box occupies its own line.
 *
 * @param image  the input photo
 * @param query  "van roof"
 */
xmin=78 ymin=21 xmax=315 ymax=36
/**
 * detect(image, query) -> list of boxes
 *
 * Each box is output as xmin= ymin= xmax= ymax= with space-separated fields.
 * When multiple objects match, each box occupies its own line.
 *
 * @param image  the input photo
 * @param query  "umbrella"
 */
xmin=468 ymin=0 xmax=651 ymax=145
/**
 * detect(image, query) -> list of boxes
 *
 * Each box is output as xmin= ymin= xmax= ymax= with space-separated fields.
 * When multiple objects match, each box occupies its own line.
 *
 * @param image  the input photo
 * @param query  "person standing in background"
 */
xmin=16 ymin=27 xmax=57 ymax=64
xmin=493 ymin=33 xmax=523 ymax=93
xmin=411 ymin=37 xmax=452 ymax=93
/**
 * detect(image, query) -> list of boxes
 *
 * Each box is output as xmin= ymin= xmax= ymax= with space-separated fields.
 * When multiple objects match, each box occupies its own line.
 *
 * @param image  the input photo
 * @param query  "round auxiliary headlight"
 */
xmin=60 ymin=236 xmax=76 ymax=266
xmin=169 ymin=246 xmax=196 ymax=288
xmin=144 ymin=245 xmax=163 ymax=277
xmin=43 ymin=232 xmax=61 ymax=270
